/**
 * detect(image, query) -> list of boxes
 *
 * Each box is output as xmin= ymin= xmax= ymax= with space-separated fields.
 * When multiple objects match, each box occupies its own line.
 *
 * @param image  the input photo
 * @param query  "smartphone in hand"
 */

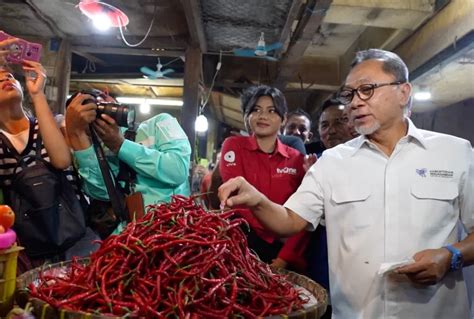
xmin=0 ymin=31 xmax=42 ymax=64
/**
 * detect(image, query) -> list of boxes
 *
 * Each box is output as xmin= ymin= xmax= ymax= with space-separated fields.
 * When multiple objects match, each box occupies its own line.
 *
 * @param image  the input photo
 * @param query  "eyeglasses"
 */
xmin=338 ymin=81 xmax=404 ymax=105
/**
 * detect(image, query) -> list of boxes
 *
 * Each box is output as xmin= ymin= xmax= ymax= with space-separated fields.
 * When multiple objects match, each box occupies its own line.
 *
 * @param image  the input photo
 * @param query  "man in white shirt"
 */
xmin=218 ymin=49 xmax=474 ymax=319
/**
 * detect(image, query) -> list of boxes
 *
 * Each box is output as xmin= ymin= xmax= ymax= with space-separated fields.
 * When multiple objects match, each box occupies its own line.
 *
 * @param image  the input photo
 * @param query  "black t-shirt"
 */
xmin=305 ymin=141 xmax=325 ymax=156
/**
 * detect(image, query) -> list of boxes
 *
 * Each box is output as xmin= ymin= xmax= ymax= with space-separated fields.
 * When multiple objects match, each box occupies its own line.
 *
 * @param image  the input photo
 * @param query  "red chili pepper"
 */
xmin=30 ymin=195 xmax=307 ymax=317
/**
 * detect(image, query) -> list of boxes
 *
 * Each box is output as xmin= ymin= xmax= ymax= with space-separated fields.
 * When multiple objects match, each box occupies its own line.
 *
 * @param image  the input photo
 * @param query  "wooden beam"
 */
xmin=301 ymin=56 xmax=340 ymax=84
xmin=72 ymin=46 xmax=184 ymax=57
xmin=24 ymin=0 xmax=67 ymax=38
xmin=54 ymin=39 xmax=72 ymax=114
xmin=150 ymin=86 xmax=160 ymax=97
xmin=217 ymin=55 xmax=279 ymax=85
xmin=181 ymin=47 xmax=202 ymax=162
xmin=210 ymin=104 xmax=224 ymax=122
xmin=72 ymin=50 xmax=108 ymax=66
xmin=274 ymin=0 xmax=333 ymax=89
xmin=286 ymin=82 xmax=340 ymax=91
xmin=330 ymin=0 xmax=434 ymax=11
xmin=72 ymin=35 xmax=187 ymax=49
xmin=210 ymin=93 xmax=225 ymax=122
xmin=148 ymin=86 xmax=183 ymax=98
xmin=379 ymin=29 xmax=412 ymax=51
xmin=71 ymin=73 xmax=147 ymax=80
xmin=71 ymin=73 xmax=184 ymax=82
xmin=214 ymin=81 xmax=254 ymax=89
xmin=221 ymin=106 xmax=243 ymax=119
xmin=71 ymin=78 xmax=184 ymax=89
xmin=224 ymin=118 xmax=246 ymax=131
xmin=395 ymin=0 xmax=474 ymax=72
xmin=325 ymin=8 xmax=432 ymax=30
xmin=276 ymin=0 xmax=305 ymax=57
xmin=222 ymin=113 xmax=244 ymax=124
xmin=215 ymin=54 xmax=340 ymax=92
xmin=338 ymin=26 xmax=398 ymax=83
xmin=180 ymin=0 xmax=207 ymax=53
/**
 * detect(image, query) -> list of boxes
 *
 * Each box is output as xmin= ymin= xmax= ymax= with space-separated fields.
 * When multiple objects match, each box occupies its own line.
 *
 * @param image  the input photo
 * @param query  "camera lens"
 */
xmin=96 ymin=103 xmax=135 ymax=128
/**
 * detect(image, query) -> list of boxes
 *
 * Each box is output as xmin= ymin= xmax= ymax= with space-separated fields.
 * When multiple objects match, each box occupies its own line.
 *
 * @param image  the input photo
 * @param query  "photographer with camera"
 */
xmin=65 ymin=90 xmax=192 ymax=234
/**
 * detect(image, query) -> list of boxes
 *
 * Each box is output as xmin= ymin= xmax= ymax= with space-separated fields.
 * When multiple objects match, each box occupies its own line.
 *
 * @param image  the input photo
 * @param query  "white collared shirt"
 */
xmin=285 ymin=119 xmax=473 ymax=319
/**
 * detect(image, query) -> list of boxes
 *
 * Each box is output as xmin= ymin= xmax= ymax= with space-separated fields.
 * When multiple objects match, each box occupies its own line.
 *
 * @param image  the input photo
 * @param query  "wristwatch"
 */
xmin=444 ymin=245 xmax=464 ymax=271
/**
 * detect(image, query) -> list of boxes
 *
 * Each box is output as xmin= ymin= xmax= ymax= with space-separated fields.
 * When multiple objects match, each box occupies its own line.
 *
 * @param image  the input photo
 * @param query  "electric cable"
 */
xmin=200 ymin=51 xmax=222 ymax=114
xmin=113 ymin=1 xmax=158 ymax=47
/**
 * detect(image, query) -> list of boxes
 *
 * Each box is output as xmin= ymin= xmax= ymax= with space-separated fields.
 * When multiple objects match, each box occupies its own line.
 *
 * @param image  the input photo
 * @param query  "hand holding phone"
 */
xmin=22 ymin=60 xmax=47 ymax=97
xmin=0 ymin=31 xmax=42 ymax=65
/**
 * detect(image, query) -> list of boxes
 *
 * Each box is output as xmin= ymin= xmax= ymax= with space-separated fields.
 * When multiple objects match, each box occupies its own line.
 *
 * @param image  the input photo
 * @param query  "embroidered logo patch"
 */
xmin=223 ymin=151 xmax=235 ymax=163
xmin=429 ymin=170 xmax=454 ymax=178
xmin=416 ymin=168 xmax=454 ymax=178
xmin=416 ymin=168 xmax=427 ymax=177
xmin=276 ymin=167 xmax=297 ymax=175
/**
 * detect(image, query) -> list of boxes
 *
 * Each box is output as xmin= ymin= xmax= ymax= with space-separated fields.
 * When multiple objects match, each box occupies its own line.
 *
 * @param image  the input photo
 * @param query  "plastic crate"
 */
xmin=0 ymin=244 xmax=23 ymax=316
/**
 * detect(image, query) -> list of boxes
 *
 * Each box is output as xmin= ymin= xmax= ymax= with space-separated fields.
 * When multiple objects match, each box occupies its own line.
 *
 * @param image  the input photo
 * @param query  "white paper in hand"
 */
xmin=377 ymin=259 xmax=415 ymax=276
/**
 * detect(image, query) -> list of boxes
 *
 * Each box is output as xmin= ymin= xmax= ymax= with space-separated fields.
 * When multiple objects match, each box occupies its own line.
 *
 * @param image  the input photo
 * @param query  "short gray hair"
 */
xmin=352 ymin=49 xmax=412 ymax=113
xmin=351 ymin=49 xmax=409 ymax=83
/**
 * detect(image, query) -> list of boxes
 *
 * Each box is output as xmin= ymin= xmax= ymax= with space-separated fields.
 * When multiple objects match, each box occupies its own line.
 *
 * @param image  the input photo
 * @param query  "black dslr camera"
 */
xmin=67 ymin=89 xmax=136 ymax=128
xmin=95 ymin=102 xmax=135 ymax=128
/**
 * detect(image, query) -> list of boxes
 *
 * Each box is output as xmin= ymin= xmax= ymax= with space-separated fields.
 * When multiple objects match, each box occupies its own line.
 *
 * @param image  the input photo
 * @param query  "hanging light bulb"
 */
xmin=79 ymin=1 xmax=129 ymax=28
xmin=93 ymin=13 xmax=112 ymax=31
xmin=414 ymin=85 xmax=432 ymax=101
xmin=254 ymin=32 xmax=267 ymax=56
xmin=140 ymin=100 xmax=150 ymax=114
xmin=195 ymin=114 xmax=208 ymax=133
xmin=414 ymin=92 xmax=432 ymax=101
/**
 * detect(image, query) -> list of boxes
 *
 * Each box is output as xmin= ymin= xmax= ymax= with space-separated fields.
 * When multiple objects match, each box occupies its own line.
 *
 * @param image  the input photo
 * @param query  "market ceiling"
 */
xmin=1 ymin=0 xmax=473 ymax=130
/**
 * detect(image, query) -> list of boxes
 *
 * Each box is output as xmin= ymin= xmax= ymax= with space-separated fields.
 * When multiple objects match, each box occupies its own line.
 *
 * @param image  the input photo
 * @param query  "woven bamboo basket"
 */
xmin=16 ymin=260 xmax=328 ymax=319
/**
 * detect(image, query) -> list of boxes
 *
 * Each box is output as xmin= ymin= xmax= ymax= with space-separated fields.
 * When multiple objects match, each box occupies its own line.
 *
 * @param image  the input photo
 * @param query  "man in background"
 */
xmin=317 ymin=98 xmax=354 ymax=152
xmin=283 ymin=108 xmax=323 ymax=155
xmin=306 ymin=97 xmax=353 ymax=318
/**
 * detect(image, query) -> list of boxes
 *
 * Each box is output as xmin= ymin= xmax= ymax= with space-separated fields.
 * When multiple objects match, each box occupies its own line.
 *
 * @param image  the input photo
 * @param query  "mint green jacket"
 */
xmin=74 ymin=113 xmax=191 ymax=208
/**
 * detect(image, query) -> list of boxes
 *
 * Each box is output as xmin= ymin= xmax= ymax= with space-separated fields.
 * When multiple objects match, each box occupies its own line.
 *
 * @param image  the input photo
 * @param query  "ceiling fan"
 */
xmin=233 ymin=32 xmax=283 ymax=61
xmin=140 ymin=58 xmax=175 ymax=79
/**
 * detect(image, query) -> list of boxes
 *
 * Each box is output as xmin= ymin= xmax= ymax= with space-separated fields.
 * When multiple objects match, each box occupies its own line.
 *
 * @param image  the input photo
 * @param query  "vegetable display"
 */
xmin=29 ymin=195 xmax=307 ymax=318
xmin=0 ymin=204 xmax=15 ymax=233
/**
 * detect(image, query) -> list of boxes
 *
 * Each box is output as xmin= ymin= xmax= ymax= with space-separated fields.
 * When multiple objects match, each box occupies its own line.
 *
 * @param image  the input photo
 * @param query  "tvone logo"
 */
xmin=276 ymin=167 xmax=297 ymax=175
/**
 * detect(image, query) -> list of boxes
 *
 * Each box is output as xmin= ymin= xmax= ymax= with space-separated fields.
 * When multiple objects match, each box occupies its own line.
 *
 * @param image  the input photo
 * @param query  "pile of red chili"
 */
xmin=29 ymin=195 xmax=307 ymax=318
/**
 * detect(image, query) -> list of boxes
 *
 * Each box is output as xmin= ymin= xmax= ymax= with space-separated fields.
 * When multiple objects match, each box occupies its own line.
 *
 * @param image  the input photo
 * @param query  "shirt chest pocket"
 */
xmin=410 ymin=181 xmax=458 ymax=201
xmin=410 ymin=181 xmax=459 ymax=228
xmin=330 ymin=185 xmax=373 ymax=229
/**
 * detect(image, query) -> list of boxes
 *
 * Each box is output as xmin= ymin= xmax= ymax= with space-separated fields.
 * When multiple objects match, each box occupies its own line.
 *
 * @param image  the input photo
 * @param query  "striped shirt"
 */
xmin=0 ymin=117 xmax=80 ymax=198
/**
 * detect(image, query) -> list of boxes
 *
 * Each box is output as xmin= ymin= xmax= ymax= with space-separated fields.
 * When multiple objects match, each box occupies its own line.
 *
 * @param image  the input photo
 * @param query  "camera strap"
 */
xmin=116 ymin=128 xmax=137 ymax=194
xmin=90 ymin=126 xmax=129 ymax=223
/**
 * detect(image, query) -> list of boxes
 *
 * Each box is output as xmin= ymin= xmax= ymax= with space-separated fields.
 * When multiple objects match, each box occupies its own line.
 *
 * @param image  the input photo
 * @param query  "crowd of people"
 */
xmin=1 ymin=33 xmax=473 ymax=319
